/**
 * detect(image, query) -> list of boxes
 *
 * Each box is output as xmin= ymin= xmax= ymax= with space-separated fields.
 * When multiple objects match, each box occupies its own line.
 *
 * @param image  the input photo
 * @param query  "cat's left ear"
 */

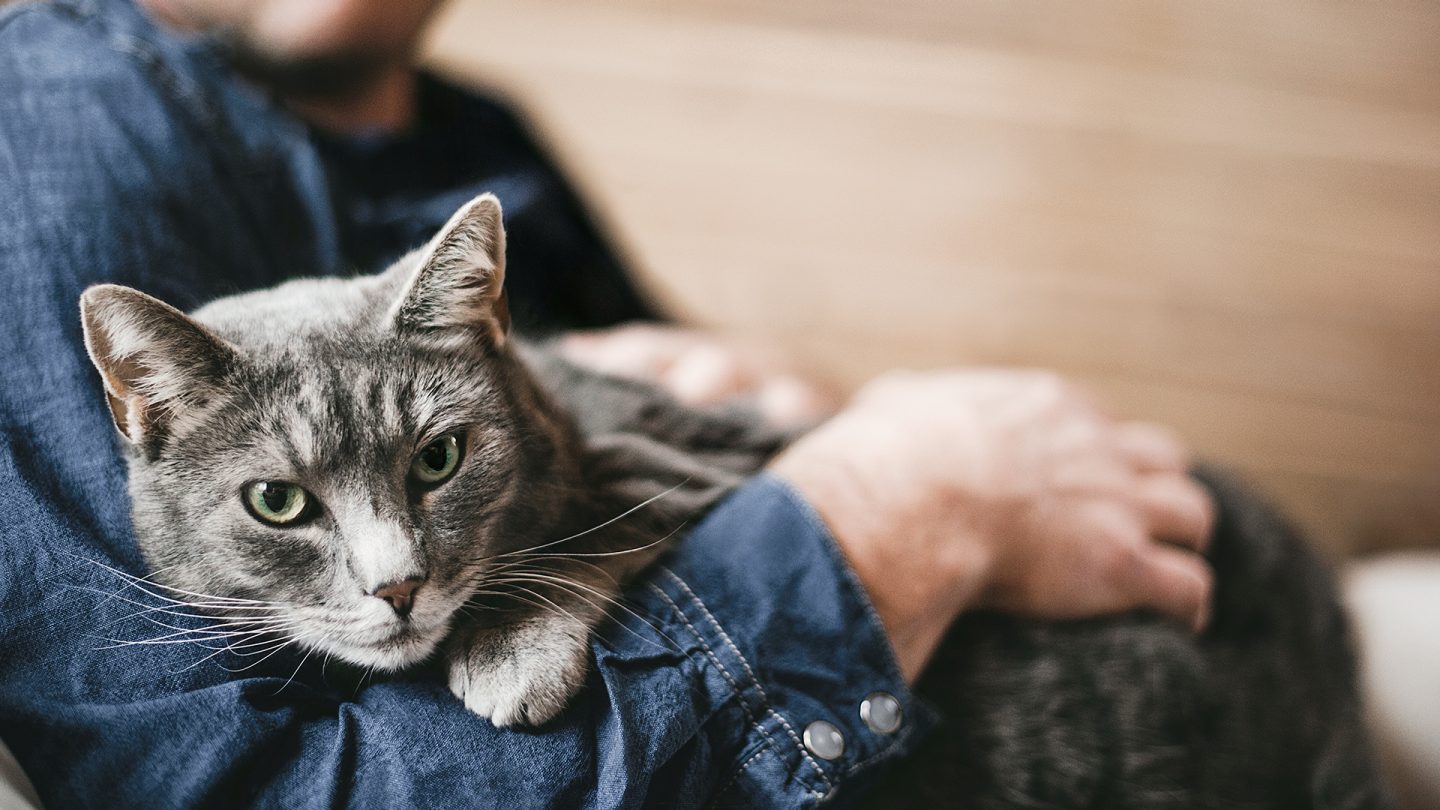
xmin=78 ymin=284 xmax=238 ymax=445
xmin=393 ymin=193 xmax=510 ymax=348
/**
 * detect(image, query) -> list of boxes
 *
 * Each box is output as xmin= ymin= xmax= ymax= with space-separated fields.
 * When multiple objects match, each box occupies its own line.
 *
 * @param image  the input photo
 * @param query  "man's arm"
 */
xmin=0 ymin=4 xmax=913 ymax=807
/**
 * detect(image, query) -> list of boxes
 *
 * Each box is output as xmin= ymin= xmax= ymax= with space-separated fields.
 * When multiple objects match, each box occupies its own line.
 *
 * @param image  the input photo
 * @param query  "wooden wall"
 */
xmin=424 ymin=0 xmax=1440 ymax=556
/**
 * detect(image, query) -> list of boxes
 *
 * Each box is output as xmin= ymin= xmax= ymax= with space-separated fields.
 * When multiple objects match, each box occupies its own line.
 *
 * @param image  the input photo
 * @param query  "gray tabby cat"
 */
xmin=81 ymin=194 xmax=1389 ymax=806
xmin=80 ymin=193 xmax=784 ymax=727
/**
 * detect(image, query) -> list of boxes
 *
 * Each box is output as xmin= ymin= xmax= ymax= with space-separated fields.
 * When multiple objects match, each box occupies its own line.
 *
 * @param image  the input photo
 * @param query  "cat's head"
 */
xmin=79 ymin=194 xmax=578 ymax=671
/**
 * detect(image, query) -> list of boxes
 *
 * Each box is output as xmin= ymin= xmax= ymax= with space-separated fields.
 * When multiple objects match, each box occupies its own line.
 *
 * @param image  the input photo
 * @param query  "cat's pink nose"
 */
xmin=372 ymin=577 xmax=425 ymax=619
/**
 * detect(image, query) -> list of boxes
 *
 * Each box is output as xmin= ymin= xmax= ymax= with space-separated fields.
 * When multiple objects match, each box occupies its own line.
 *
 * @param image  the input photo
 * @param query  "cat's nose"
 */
xmin=371 ymin=577 xmax=425 ymax=619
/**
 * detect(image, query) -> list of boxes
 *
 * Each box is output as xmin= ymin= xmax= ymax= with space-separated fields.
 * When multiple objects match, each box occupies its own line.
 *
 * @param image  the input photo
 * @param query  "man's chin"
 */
xmin=214 ymin=34 xmax=395 ymax=104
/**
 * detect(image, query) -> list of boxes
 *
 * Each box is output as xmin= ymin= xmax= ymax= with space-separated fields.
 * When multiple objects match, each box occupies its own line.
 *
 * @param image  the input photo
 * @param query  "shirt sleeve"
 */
xmin=642 ymin=475 xmax=936 ymax=807
xmin=0 ymin=3 xmax=927 ymax=808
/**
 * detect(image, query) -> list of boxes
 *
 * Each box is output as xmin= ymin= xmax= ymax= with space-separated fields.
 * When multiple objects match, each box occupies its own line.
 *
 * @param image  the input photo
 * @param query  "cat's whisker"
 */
xmin=69 ymin=580 xmax=288 ymax=633
xmin=125 ymin=603 xmax=287 ymax=619
xmin=167 ymin=642 xmax=240 ymax=674
xmin=508 ymin=520 xmax=689 ymax=561
xmin=68 ymin=565 xmax=310 ymax=672
xmin=192 ymin=634 xmax=279 ymax=651
xmin=464 ymin=523 xmax=674 ymax=592
xmin=94 ymin=617 xmax=305 ymax=650
xmin=61 ymin=553 xmax=180 ymax=599
xmin=483 ymin=571 xmax=681 ymax=653
xmin=65 ymin=582 xmax=190 ymax=610
xmin=134 ymin=611 xmax=301 ymax=633
xmin=479 ymin=480 xmax=689 ymax=564
xmin=488 ymin=580 xmax=673 ymax=656
xmin=177 ymin=639 xmax=280 ymax=675
xmin=459 ymin=588 xmax=576 ymax=628
xmin=118 ymin=609 xmax=290 ymax=629
xmin=89 ymin=593 xmax=290 ymax=627
xmin=483 ymin=555 xmax=620 ymax=587
xmin=68 ymin=555 xmax=282 ymax=607
xmin=127 ymin=579 xmax=282 ymax=607
xmin=220 ymin=632 xmax=303 ymax=655
xmin=96 ymin=631 xmax=266 ymax=650
xmin=484 ymin=585 xmax=591 ymax=632
xmin=130 ymin=602 xmax=293 ymax=620
xmin=92 ymin=600 xmax=307 ymax=649
xmin=98 ymin=618 xmax=292 ymax=643
xmin=193 ymin=635 xmax=288 ymax=654
xmin=63 ymin=584 xmax=280 ymax=628
xmin=217 ymin=638 xmax=298 ymax=674
xmin=486 ymin=572 xmax=616 ymax=613
xmin=274 ymin=645 xmax=317 ymax=696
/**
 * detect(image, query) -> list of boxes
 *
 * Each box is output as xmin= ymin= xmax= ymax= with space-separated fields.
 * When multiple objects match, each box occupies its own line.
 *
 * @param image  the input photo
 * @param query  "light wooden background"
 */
xmin=424 ymin=0 xmax=1440 ymax=557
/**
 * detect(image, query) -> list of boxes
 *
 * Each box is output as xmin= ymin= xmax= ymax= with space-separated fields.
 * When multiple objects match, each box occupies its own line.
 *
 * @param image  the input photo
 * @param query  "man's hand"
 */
xmin=769 ymin=369 xmax=1215 ymax=683
xmin=561 ymin=323 xmax=838 ymax=427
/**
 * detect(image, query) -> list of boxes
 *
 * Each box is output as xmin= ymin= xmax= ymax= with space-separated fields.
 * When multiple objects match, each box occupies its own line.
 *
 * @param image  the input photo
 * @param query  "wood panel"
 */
xmin=423 ymin=0 xmax=1440 ymax=555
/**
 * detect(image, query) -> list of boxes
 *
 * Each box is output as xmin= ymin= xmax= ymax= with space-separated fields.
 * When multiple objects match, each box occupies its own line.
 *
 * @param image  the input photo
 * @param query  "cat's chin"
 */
xmin=301 ymin=622 xmax=450 ymax=672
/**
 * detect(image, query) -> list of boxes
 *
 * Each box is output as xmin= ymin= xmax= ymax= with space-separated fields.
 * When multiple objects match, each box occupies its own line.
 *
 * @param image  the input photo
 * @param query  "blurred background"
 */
xmin=422 ymin=0 xmax=1440 ymax=563
xmin=420 ymin=4 xmax=1440 ymax=803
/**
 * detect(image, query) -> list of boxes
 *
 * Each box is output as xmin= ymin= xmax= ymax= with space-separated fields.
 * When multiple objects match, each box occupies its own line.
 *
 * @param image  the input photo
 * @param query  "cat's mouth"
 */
xmin=299 ymin=616 xmax=451 ymax=671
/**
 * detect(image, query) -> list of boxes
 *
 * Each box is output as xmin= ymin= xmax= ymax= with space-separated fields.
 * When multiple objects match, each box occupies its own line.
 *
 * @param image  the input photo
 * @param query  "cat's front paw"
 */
xmin=446 ymin=615 xmax=591 ymax=727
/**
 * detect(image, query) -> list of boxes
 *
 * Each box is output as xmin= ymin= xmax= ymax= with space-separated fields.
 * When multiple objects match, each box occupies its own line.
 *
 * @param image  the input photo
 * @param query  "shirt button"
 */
xmin=802 ymin=720 xmax=845 ymax=760
xmin=860 ymin=692 xmax=903 ymax=734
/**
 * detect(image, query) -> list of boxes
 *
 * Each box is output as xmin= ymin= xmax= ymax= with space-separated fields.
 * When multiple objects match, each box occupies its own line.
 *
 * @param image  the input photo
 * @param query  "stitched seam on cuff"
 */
xmin=707 ymin=745 xmax=773 ymax=809
xmin=660 ymin=566 xmax=835 ymax=792
xmin=646 ymin=582 xmax=802 ymax=797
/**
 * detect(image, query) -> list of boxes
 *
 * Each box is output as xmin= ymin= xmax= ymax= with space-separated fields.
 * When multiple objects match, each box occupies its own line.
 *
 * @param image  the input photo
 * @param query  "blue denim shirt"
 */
xmin=0 ymin=1 xmax=928 ymax=806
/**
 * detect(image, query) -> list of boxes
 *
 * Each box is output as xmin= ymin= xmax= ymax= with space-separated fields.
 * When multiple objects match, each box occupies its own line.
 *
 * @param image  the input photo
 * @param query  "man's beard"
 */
xmin=211 ymin=28 xmax=399 ymax=103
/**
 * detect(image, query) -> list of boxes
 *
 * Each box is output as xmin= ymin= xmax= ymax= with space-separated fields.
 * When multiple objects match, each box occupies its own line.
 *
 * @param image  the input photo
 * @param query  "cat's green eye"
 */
xmin=243 ymin=481 xmax=313 ymax=526
xmin=410 ymin=434 xmax=462 ymax=486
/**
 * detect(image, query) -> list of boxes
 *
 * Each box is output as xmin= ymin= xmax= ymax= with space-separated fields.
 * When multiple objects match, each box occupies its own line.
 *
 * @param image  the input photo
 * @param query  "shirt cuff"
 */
xmin=648 ymin=473 xmax=936 ymax=807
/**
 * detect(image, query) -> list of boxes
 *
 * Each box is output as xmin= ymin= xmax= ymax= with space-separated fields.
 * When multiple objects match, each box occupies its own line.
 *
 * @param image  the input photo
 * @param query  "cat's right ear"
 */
xmin=79 ymin=284 xmax=237 ymax=445
xmin=391 ymin=193 xmax=510 ymax=350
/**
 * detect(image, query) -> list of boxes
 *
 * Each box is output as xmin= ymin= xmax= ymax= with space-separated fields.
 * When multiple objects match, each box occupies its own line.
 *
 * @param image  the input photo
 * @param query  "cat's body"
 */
xmin=865 ymin=467 xmax=1389 ymax=809
xmin=80 ymin=194 xmax=1388 ymax=805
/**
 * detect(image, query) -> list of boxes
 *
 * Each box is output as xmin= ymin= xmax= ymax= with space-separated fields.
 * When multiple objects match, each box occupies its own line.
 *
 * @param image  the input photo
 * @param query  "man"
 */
xmin=0 ymin=0 xmax=1213 ymax=805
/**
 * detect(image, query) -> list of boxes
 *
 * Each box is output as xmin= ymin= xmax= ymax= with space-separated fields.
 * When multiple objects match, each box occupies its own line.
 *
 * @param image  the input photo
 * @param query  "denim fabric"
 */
xmin=0 ymin=1 xmax=927 ymax=807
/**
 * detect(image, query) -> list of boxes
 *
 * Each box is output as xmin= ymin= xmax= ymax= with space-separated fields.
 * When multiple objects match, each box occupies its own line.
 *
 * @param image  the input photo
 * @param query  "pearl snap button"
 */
xmin=860 ymin=692 xmax=902 ymax=734
xmin=802 ymin=720 xmax=845 ymax=760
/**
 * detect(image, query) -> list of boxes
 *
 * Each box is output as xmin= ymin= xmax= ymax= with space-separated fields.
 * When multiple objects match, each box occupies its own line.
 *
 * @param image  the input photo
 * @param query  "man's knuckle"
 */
xmin=1104 ymin=542 xmax=1148 ymax=583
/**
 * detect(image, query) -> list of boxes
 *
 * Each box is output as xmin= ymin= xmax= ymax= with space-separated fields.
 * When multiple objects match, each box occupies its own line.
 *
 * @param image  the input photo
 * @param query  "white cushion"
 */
xmin=1345 ymin=552 xmax=1440 ymax=810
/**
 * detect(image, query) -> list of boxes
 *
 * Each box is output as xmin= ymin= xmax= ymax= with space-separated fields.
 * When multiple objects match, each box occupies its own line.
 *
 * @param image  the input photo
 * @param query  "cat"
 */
xmin=79 ymin=193 xmax=785 ymax=727
xmin=80 ymin=193 xmax=1390 ymax=806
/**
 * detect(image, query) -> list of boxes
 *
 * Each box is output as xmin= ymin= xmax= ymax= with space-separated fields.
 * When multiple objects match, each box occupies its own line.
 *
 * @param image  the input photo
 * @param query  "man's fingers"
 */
xmin=758 ymin=375 xmax=837 ymax=426
xmin=664 ymin=345 xmax=752 ymax=405
xmin=560 ymin=328 xmax=679 ymax=379
xmin=1114 ymin=422 xmax=1189 ymax=473
xmin=1133 ymin=473 xmax=1215 ymax=552
xmin=1126 ymin=544 xmax=1213 ymax=632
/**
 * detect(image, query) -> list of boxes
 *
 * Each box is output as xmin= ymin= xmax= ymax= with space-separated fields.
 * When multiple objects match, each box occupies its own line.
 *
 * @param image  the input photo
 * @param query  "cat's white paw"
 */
xmin=447 ymin=616 xmax=591 ymax=727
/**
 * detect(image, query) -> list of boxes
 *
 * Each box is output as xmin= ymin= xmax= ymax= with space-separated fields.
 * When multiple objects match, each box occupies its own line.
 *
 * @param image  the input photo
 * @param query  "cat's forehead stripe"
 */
xmin=286 ymin=415 xmax=319 ymax=467
xmin=246 ymin=360 xmax=485 ymax=475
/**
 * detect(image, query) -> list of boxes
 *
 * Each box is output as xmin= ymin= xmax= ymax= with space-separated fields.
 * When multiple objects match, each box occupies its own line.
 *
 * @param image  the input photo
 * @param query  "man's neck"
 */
xmin=282 ymin=64 xmax=418 ymax=136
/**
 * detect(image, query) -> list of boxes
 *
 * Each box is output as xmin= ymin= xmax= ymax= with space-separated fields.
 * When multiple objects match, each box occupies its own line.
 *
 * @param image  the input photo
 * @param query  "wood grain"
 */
xmin=424 ymin=0 xmax=1440 ymax=556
